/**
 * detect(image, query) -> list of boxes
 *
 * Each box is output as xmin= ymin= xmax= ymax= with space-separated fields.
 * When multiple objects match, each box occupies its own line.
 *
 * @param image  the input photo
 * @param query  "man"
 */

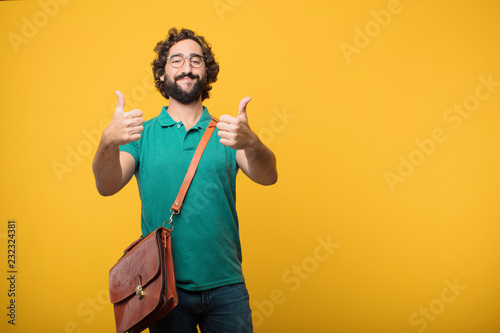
xmin=93 ymin=28 xmax=277 ymax=332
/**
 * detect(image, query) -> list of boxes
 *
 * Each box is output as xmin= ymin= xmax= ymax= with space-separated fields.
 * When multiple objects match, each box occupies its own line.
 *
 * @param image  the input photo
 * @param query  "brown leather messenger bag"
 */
xmin=108 ymin=117 xmax=218 ymax=333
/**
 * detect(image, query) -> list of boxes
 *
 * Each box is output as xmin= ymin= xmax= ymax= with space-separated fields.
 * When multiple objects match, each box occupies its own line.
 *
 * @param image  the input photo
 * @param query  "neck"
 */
xmin=167 ymin=98 xmax=204 ymax=130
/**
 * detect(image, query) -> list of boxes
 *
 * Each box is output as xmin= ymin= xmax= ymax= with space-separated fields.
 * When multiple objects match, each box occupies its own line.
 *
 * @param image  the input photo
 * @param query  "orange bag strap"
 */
xmin=166 ymin=117 xmax=218 ymax=224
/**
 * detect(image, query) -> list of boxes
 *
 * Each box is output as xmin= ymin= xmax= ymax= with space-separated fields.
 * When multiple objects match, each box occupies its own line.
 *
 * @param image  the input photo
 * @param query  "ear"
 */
xmin=160 ymin=74 xmax=164 ymax=82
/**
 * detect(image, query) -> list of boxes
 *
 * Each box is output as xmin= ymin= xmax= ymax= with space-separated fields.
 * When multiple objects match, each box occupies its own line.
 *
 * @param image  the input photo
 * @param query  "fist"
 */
xmin=217 ymin=97 xmax=257 ymax=150
xmin=104 ymin=90 xmax=145 ymax=145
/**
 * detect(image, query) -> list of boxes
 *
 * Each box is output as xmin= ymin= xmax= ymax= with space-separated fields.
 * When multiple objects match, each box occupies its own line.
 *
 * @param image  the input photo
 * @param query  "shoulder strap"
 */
xmin=170 ymin=116 xmax=218 ymax=215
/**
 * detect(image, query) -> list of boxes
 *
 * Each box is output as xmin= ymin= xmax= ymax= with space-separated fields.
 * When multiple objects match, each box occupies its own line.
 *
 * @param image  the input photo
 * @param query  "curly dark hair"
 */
xmin=152 ymin=28 xmax=220 ymax=101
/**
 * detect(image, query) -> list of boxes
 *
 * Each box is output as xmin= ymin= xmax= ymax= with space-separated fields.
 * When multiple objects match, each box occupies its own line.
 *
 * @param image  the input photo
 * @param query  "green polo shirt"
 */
xmin=119 ymin=106 xmax=244 ymax=291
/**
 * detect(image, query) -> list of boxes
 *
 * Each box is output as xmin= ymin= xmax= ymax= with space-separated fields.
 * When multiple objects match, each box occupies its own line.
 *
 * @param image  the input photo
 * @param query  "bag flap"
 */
xmin=109 ymin=230 xmax=161 ymax=304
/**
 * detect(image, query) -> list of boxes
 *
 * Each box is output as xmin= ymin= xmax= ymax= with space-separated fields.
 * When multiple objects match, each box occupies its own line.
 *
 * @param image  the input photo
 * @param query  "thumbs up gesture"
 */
xmin=103 ymin=90 xmax=145 ymax=146
xmin=217 ymin=97 xmax=257 ymax=150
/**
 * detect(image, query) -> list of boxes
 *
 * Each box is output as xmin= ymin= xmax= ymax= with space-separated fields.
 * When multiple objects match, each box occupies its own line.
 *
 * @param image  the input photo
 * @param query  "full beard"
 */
xmin=163 ymin=73 xmax=206 ymax=104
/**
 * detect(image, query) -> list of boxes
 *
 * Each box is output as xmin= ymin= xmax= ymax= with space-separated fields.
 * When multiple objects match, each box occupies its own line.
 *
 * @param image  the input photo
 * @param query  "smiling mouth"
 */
xmin=175 ymin=74 xmax=199 ymax=82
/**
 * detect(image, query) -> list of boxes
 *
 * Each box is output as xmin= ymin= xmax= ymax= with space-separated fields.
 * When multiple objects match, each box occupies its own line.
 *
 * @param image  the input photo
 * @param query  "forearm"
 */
xmin=240 ymin=137 xmax=278 ymax=186
xmin=92 ymin=136 xmax=124 ymax=196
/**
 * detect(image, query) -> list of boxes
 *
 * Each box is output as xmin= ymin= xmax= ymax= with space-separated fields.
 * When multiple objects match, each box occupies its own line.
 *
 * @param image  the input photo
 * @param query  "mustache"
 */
xmin=175 ymin=73 xmax=199 ymax=81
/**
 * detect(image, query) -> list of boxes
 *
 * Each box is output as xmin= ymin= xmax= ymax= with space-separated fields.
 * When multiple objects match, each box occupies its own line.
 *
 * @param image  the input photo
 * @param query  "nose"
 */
xmin=180 ymin=57 xmax=193 ymax=71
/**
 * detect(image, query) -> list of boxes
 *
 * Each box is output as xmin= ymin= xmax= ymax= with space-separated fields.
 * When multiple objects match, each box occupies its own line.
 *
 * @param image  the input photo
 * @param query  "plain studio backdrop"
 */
xmin=1 ymin=0 xmax=499 ymax=332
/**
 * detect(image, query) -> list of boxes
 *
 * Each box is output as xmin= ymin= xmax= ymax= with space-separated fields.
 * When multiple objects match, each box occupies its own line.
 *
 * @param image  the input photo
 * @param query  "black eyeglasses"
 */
xmin=167 ymin=54 xmax=205 ymax=68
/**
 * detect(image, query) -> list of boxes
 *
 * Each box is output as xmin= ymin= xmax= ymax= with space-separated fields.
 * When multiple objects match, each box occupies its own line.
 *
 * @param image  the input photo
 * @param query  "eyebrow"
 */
xmin=170 ymin=52 xmax=203 ymax=57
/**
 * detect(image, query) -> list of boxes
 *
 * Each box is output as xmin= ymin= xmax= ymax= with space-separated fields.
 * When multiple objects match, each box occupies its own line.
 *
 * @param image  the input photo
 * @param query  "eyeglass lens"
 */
xmin=169 ymin=55 xmax=204 ymax=68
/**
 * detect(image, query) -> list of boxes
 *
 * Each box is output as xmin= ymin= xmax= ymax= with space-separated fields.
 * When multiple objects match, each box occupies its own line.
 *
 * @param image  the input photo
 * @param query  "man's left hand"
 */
xmin=217 ymin=97 xmax=258 ymax=150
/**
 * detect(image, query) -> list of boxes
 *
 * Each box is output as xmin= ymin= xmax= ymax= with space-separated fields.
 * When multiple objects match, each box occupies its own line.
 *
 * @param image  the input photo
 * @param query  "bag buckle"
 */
xmin=135 ymin=285 xmax=145 ymax=300
xmin=161 ymin=210 xmax=178 ymax=230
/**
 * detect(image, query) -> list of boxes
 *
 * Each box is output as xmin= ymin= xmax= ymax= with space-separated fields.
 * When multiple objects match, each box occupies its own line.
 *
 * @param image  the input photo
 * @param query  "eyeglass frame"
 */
xmin=167 ymin=53 xmax=205 ymax=68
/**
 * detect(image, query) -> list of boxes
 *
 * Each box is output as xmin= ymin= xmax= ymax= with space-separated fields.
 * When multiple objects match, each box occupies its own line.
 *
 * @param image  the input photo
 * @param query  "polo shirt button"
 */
xmin=177 ymin=124 xmax=181 ymax=128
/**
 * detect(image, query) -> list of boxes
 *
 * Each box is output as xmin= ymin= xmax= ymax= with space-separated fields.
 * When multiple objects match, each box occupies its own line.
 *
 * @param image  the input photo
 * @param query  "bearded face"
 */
xmin=163 ymin=71 xmax=206 ymax=104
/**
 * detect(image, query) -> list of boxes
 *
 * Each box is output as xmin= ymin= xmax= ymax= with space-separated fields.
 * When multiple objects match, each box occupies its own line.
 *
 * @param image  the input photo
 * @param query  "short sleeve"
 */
xmin=119 ymin=140 xmax=139 ymax=169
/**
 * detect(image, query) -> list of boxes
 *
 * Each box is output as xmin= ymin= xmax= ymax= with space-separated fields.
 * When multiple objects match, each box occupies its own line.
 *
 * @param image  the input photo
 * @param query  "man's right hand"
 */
xmin=103 ymin=90 xmax=145 ymax=146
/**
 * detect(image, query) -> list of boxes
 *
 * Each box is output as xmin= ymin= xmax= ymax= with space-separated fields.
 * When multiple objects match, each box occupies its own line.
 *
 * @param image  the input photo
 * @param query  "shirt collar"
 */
xmin=158 ymin=106 xmax=212 ymax=129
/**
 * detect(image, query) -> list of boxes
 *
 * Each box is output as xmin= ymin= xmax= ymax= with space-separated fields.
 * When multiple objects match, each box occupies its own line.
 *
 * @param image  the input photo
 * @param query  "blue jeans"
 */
xmin=149 ymin=282 xmax=253 ymax=333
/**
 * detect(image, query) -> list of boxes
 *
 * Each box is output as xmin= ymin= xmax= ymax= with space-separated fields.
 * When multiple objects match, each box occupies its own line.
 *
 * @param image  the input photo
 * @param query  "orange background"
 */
xmin=1 ymin=0 xmax=499 ymax=332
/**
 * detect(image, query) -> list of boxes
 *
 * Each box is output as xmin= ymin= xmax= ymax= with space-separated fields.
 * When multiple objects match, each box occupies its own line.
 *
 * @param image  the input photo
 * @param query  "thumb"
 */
xmin=238 ymin=97 xmax=251 ymax=119
xmin=115 ymin=90 xmax=125 ymax=114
